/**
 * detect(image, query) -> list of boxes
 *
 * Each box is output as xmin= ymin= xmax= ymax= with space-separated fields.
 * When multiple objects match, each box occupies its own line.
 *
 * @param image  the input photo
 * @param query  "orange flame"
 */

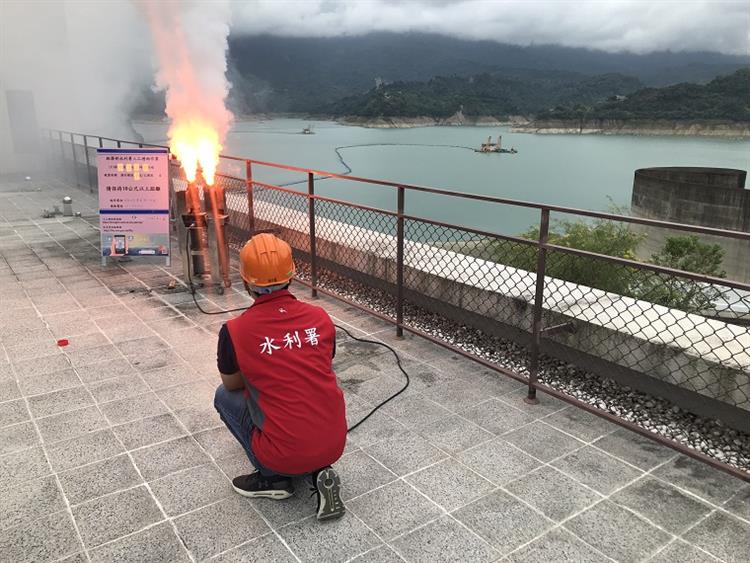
xmin=170 ymin=119 xmax=222 ymax=185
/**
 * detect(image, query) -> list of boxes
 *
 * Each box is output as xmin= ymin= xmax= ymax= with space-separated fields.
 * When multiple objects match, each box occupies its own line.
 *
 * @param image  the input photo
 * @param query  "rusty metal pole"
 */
xmin=308 ymin=172 xmax=318 ymax=298
xmin=69 ymin=133 xmax=79 ymax=187
xmin=396 ymin=186 xmax=405 ymax=337
xmin=83 ymin=135 xmax=93 ymax=193
xmin=525 ymin=207 xmax=550 ymax=405
xmin=57 ymin=130 xmax=65 ymax=168
xmin=245 ymin=161 xmax=256 ymax=235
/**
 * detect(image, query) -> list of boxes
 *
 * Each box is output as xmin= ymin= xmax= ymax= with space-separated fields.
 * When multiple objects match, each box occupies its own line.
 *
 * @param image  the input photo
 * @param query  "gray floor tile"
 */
xmin=156 ymin=381 xmax=215 ymax=412
xmin=212 ymin=533 xmax=298 ymax=563
xmin=420 ymin=380 xmax=489 ymax=412
xmin=88 ymin=521 xmax=190 ymax=563
xmin=347 ymin=373 xmax=413 ymax=406
xmin=648 ymin=539 xmax=721 ymax=563
xmin=506 ymin=527 xmax=608 ymax=563
xmin=0 ymin=511 xmax=82 ymax=563
xmin=27 ymin=386 xmax=93 ymax=418
xmin=75 ymin=359 xmax=137 ymax=384
xmin=133 ymin=349 xmax=188 ymax=373
xmin=1 ymin=474 xmax=66 ymax=530
xmin=453 ymin=489 xmax=552 ymax=555
xmin=87 ymin=374 xmax=149 ymax=403
xmin=350 ymin=545 xmax=404 ymax=563
xmin=652 ymin=455 xmax=744 ymax=505
xmin=552 ymin=446 xmax=643 ymax=494
xmin=100 ymin=392 xmax=168 ymax=425
xmin=279 ymin=513 xmax=381 ymax=563
xmin=405 ymin=458 xmax=496 ymax=512
xmin=112 ymin=413 xmax=187 ymax=450
xmin=417 ymin=415 xmax=494 ymax=455
xmin=391 ymin=514 xmax=499 ymax=563
xmin=379 ymin=394 xmax=453 ymax=428
xmin=0 ymin=399 xmax=29 ymax=427
xmin=683 ymin=510 xmax=750 ymax=563
xmin=0 ymin=421 xmax=40 ymax=455
xmin=0 ymin=445 xmax=51 ymax=489
xmin=139 ymin=363 xmax=199 ymax=391
xmin=505 ymin=465 xmax=602 ymax=522
xmin=175 ymin=496 xmax=269 ymax=560
xmin=18 ymin=368 xmax=81 ymax=396
xmin=593 ymin=427 xmax=678 ymax=471
xmin=0 ymin=376 xmax=21 ymax=402
xmin=150 ymin=463 xmax=232 ymax=516
xmin=388 ymin=358 xmax=452 ymax=392
xmin=457 ymin=437 xmax=541 ymax=485
xmin=59 ymin=454 xmax=143 ymax=505
xmin=503 ymin=421 xmax=585 ymax=463
xmin=348 ymin=410 xmax=408 ymax=448
xmin=63 ymin=332 xmax=110 ymax=352
xmin=47 ymin=429 xmax=124 ymax=472
xmin=545 ymin=407 xmax=618 ymax=443
xmin=65 ymin=344 xmax=122 ymax=368
xmin=349 ymin=480 xmax=442 ymax=540
xmin=459 ymin=398 xmax=537 ymax=435
xmin=364 ymin=431 xmax=447 ymax=476
xmin=174 ymin=404 xmax=223 ymax=433
xmin=193 ymin=426 xmax=246 ymax=460
xmin=611 ymin=477 xmax=712 ymax=534
xmin=250 ymin=477 xmax=319 ymax=528
xmin=335 ymin=450 xmax=398 ymax=500
xmin=723 ymin=484 xmax=750 ymax=521
xmin=72 ymin=485 xmax=163 ymax=548
xmin=565 ymin=501 xmax=671 ymax=562
xmin=131 ymin=436 xmax=211 ymax=480
xmin=117 ymin=336 xmax=170 ymax=360
xmin=36 ymin=405 xmax=108 ymax=444
xmin=13 ymin=353 xmax=72 ymax=377
xmin=499 ymin=389 xmax=569 ymax=417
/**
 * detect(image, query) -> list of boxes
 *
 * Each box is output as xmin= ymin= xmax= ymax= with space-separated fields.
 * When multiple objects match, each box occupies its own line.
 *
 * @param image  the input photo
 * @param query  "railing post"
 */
xmin=525 ymin=207 xmax=550 ymax=405
xmin=245 ymin=161 xmax=255 ymax=235
xmin=98 ymin=136 xmax=104 ymax=149
xmin=83 ymin=135 xmax=93 ymax=193
xmin=57 ymin=130 xmax=65 ymax=167
xmin=116 ymin=140 xmax=122 ymax=148
xmin=69 ymin=132 xmax=79 ymax=187
xmin=308 ymin=172 xmax=318 ymax=298
xmin=396 ymin=186 xmax=405 ymax=337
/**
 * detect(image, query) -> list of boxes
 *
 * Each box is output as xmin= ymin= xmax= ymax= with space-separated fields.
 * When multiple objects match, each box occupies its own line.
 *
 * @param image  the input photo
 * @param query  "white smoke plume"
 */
xmin=0 ymin=0 xmax=151 ymax=172
xmin=140 ymin=0 xmax=234 ymax=184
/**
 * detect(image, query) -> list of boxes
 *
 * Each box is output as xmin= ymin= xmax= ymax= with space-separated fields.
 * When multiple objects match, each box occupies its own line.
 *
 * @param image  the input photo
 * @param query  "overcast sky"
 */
xmin=230 ymin=0 xmax=750 ymax=55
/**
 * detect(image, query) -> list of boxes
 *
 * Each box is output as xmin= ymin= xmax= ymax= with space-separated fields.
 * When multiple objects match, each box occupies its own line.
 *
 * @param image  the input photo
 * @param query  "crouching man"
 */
xmin=213 ymin=233 xmax=347 ymax=520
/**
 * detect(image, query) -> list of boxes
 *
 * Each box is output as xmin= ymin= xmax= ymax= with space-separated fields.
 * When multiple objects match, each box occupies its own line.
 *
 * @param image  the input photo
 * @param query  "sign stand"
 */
xmin=96 ymin=148 xmax=171 ymax=266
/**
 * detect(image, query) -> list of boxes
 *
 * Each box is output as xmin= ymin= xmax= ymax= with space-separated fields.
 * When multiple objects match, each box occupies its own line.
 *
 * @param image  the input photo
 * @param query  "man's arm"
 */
xmin=217 ymin=324 xmax=244 ymax=390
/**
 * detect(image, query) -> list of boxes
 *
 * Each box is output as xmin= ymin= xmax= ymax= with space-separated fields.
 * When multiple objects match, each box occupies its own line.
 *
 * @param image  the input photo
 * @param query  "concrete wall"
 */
xmin=631 ymin=167 xmax=750 ymax=282
xmin=239 ymin=196 xmax=750 ymax=431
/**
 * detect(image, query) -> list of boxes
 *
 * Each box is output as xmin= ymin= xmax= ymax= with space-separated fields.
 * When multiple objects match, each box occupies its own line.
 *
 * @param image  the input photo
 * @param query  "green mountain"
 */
xmin=538 ymin=68 xmax=750 ymax=122
xmin=325 ymin=71 xmax=644 ymax=118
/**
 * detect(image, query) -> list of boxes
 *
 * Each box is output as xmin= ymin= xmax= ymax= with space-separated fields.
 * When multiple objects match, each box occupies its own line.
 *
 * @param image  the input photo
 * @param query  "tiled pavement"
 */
xmin=1 ymin=175 xmax=749 ymax=563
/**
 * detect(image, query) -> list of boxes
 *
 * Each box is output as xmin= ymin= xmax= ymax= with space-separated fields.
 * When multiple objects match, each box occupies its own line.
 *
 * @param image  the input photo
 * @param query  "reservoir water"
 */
xmin=135 ymin=119 xmax=750 ymax=237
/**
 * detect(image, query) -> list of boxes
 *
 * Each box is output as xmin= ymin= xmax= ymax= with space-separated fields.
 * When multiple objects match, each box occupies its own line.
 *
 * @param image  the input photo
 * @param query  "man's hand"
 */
xmin=221 ymin=371 xmax=245 ymax=391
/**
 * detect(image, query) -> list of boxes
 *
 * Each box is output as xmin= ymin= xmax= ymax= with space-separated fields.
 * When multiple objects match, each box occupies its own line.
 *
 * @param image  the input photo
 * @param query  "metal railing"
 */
xmin=42 ymin=128 xmax=750 ymax=480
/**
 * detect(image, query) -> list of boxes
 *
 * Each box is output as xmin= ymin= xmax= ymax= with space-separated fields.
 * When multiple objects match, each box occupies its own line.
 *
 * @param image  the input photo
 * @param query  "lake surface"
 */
xmin=135 ymin=119 xmax=749 ymax=236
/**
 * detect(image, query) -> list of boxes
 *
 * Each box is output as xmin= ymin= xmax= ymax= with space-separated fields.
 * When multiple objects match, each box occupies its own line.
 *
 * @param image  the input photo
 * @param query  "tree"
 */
xmin=634 ymin=236 xmax=726 ymax=312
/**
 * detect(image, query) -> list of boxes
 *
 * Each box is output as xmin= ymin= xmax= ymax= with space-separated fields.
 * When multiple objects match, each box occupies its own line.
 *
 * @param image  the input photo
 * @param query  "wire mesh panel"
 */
xmin=541 ymin=248 xmax=750 ymax=411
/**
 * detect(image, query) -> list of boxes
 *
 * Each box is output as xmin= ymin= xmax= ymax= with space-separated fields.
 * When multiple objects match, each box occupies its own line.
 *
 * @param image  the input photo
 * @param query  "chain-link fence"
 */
xmin=43 ymin=128 xmax=750 ymax=476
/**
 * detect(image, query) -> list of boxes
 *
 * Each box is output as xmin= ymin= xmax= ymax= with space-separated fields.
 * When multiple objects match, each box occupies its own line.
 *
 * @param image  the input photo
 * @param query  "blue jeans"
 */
xmin=213 ymin=384 xmax=280 ymax=478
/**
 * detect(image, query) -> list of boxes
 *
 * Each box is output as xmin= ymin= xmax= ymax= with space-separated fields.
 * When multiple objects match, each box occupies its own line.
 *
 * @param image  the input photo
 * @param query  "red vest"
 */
xmin=226 ymin=290 xmax=346 ymax=474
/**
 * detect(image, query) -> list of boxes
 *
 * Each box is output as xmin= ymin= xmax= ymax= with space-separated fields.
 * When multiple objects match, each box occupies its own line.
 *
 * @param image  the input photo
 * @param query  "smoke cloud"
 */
xmin=140 ymin=0 xmax=234 ymax=183
xmin=0 ymin=0 xmax=151 ymax=138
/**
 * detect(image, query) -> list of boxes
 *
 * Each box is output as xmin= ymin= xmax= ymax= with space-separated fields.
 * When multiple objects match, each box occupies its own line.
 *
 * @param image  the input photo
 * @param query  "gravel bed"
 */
xmin=296 ymin=263 xmax=750 ymax=473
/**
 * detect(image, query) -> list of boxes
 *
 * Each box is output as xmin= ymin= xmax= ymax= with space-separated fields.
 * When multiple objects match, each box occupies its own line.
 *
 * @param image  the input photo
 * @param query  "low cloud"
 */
xmin=231 ymin=0 xmax=750 ymax=55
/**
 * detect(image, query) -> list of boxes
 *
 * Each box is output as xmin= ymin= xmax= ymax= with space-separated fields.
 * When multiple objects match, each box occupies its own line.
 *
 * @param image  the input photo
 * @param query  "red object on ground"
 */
xmin=56 ymin=339 xmax=69 ymax=347
xmin=227 ymin=290 xmax=346 ymax=475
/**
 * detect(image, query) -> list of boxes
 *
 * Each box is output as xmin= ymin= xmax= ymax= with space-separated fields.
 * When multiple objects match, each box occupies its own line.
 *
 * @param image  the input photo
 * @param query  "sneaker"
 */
xmin=232 ymin=472 xmax=294 ymax=500
xmin=312 ymin=467 xmax=345 ymax=520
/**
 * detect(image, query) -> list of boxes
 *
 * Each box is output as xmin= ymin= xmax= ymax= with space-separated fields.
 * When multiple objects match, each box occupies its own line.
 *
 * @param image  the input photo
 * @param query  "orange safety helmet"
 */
xmin=239 ymin=233 xmax=296 ymax=287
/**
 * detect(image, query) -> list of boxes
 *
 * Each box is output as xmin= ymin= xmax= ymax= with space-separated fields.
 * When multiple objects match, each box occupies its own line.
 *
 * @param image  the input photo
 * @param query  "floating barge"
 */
xmin=476 ymin=135 xmax=517 ymax=154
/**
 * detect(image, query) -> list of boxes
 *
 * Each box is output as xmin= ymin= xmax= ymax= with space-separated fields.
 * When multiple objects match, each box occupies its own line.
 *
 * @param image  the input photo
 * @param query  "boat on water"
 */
xmin=476 ymin=135 xmax=517 ymax=154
